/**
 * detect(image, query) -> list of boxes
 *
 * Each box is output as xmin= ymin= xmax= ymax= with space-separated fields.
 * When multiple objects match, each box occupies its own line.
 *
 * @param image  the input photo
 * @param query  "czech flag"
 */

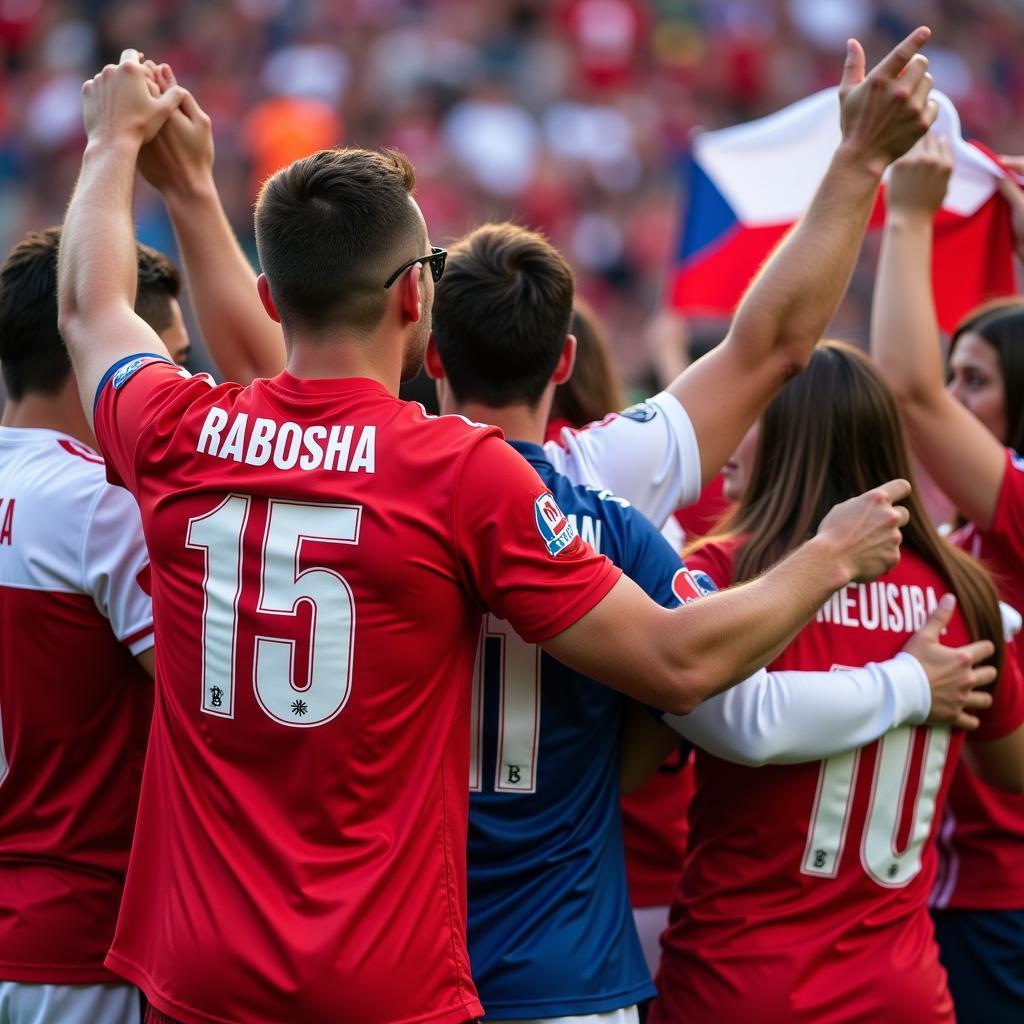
xmin=669 ymin=89 xmax=1017 ymax=332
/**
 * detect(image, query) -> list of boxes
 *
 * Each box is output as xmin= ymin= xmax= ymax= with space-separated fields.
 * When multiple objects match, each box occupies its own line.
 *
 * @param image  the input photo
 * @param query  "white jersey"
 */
xmin=543 ymin=392 xmax=702 ymax=529
xmin=0 ymin=426 xmax=153 ymax=984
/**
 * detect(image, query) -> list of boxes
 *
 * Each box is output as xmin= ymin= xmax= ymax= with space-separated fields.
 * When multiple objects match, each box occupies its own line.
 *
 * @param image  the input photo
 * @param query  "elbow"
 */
xmin=656 ymin=661 xmax=724 ymax=717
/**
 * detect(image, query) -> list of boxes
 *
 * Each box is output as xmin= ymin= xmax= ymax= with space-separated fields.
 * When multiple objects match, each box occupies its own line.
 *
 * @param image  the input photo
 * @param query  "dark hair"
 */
xmin=694 ymin=340 xmax=1004 ymax=673
xmin=950 ymin=299 xmax=1024 ymax=452
xmin=255 ymin=147 xmax=423 ymax=335
xmin=0 ymin=227 xmax=181 ymax=401
xmin=135 ymin=242 xmax=181 ymax=335
xmin=550 ymin=298 xmax=624 ymax=427
xmin=432 ymin=222 xmax=575 ymax=408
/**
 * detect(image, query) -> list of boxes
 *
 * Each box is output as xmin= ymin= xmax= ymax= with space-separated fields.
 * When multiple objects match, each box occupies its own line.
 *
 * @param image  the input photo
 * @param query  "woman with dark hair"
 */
xmin=871 ymin=135 xmax=1024 ymax=1023
xmin=648 ymin=341 xmax=1024 ymax=1024
xmin=546 ymin=298 xmax=626 ymax=442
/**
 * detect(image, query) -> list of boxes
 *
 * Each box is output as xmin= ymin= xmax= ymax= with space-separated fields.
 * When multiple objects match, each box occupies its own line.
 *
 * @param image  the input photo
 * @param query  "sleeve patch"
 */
xmin=672 ymin=566 xmax=719 ymax=604
xmin=1010 ymin=450 xmax=1024 ymax=472
xmin=534 ymin=491 xmax=578 ymax=556
xmin=620 ymin=401 xmax=659 ymax=423
xmin=94 ymin=352 xmax=174 ymax=410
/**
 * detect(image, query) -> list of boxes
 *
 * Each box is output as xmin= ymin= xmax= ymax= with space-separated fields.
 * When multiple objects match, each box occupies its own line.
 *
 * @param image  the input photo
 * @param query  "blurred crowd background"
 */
xmin=2 ymin=0 xmax=1023 ymax=390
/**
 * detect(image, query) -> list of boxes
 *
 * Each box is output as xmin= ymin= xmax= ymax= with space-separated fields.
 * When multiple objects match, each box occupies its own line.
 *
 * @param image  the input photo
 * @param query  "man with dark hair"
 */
xmin=55 ymin=46 xmax=960 ymax=1024
xmin=424 ymin=221 xmax=998 ymax=1024
xmin=0 ymin=225 xmax=190 ymax=1024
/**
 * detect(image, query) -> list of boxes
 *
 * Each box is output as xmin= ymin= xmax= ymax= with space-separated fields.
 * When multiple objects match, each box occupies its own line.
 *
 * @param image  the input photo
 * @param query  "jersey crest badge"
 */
xmin=534 ymin=492 xmax=578 ymax=556
xmin=621 ymin=401 xmax=658 ymax=423
xmin=1011 ymin=450 xmax=1024 ymax=473
xmin=672 ymin=566 xmax=718 ymax=604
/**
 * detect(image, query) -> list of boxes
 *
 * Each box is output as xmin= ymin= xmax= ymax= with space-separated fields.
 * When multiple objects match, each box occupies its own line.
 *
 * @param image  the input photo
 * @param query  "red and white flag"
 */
xmin=669 ymin=88 xmax=1017 ymax=332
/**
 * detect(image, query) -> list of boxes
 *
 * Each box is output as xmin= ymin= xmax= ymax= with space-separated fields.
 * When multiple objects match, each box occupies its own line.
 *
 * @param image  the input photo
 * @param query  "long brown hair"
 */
xmin=550 ymin=298 xmax=625 ymax=427
xmin=696 ymin=340 xmax=1004 ymax=671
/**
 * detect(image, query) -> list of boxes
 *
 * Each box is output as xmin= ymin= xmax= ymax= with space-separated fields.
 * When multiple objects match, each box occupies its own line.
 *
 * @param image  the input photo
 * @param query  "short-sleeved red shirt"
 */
xmin=936 ymin=448 xmax=1024 ymax=910
xmin=651 ymin=537 xmax=1024 ymax=1024
xmin=93 ymin=358 xmax=620 ymax=1024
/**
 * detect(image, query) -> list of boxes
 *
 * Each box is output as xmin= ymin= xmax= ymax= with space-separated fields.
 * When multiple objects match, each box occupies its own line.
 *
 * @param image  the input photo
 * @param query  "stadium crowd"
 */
xmin=3 ymin=0 xmax=1024 ymax=382
xmin=1 ymin=6 xmax=1024 ymax=1024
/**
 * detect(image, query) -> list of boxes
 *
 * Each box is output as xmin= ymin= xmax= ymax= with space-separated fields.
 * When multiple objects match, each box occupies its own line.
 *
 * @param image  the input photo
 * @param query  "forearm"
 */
xmin=871 ymin=212 xmax=946 ymax=405
xmin=59 ymin=138 xmax=141 ymax=333
xmin=726 ymin=146 xmax=881 ymax=370
xmin=163 ymin=180 xmax=285 ymax=383
xmin=655 ymin=536 xmax=851 ymax=708
xmin=663 ymin=653 xmax=930 ymax=765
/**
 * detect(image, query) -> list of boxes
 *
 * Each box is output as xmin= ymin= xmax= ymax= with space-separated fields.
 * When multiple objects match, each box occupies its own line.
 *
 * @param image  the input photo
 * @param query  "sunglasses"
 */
xmin=383 ymin=247 xmax=447 ymax=289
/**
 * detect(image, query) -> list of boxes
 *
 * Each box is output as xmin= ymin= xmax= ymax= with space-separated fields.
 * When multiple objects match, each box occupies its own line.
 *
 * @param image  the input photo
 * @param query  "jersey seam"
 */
xmin=448 ymin=431 xmax=497 ymax=600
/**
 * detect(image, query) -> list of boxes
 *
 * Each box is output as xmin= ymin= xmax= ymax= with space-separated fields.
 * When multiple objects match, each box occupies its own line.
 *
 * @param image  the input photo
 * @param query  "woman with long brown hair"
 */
xmin=649 ymin=341 xmax=1024 ymax=1024
xmin=871 ymin=136 xmax=1024 ymax=1023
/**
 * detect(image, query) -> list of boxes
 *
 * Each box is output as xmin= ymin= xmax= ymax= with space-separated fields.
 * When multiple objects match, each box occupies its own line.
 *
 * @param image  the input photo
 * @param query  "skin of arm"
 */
xmin=619 ymin=707 xmax=680 ymax=796
xmin=672 ymin=28 xmax=938 ymax=485
xmin=136 ymin=646 xmax=155 ymax=678
xmin=964 ymin=726 xmax=1024 ymax=793
xmin=139 ymin=69 xmax=285 ymax=383
xmin=58 ymin=52 xmax=183 ymax=423
xmin=545 ymin=480 xmax=917 ymax=716
xmin=870 ymin=133 xmax=1008 ymax=529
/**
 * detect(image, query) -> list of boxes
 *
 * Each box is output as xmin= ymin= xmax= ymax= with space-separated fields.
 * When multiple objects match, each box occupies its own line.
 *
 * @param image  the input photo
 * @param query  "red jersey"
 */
xmin=651 ymin=537 xmax=1024 ymax=1024
xmin=936 ymin=447 xmax=1024 ymax=910
xmin=0 ymin=426 xmax=153 ymax=983
xmin=621 ymin=751 xmax=694 ymax=907
xmin=93 ymin=358 xmax=620 ymax=1024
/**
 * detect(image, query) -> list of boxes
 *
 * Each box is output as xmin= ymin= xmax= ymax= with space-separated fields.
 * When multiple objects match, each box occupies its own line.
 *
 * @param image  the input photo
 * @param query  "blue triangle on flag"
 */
xmin=677 ymin=156 xmax=739 ymax=262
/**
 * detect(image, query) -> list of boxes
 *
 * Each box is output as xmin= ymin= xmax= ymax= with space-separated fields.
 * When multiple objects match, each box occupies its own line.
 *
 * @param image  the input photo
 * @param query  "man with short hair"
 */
xmin=56 ymin=46 xmax=956 ymax=1024
xmin=426 ymin=220 xmax=997 ymax=1024
xmin=0 ymin=226 xmax=190 ymax=1024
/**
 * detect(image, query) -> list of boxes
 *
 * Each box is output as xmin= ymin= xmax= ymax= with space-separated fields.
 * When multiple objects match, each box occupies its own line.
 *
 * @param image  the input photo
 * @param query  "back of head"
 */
xmin=432 ymin=223 xmax=574 ymax=408
xmin=951 ymin=299 xmax=1024 ymax=451
xmin=0 ymin=227 xmax=65 ymax=401
xmin=550 ymin=298 xmax=624 ymax=428
xmin=714 ymin=340 xmax=1003 ymax=665
xmin=255 ymin=147 xmax=423 ymax=335
xmin=0 ymin=228 xmax=184 ymax=401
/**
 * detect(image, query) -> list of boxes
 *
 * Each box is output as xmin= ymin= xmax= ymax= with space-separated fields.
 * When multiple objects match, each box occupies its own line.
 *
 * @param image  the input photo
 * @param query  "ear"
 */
xmin=398 ymin=263 xmax=424 ymax=324
xmin=257 ymin=274 xmax=281 ymax=323
xmin=424 ymin=333 xmax=445 ymax=380
xmin=551 ymin=333 xmax=577 ymax=386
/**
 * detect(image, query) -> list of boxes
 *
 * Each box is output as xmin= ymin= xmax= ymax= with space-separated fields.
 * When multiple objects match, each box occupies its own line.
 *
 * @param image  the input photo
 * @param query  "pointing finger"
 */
xmin=872 ymin=26 xmax=931 ymax=81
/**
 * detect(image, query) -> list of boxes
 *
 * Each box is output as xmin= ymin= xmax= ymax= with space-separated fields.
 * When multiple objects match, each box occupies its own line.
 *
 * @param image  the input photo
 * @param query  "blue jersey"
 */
xmin=467 ymin=440 xmax=688 ymax=1019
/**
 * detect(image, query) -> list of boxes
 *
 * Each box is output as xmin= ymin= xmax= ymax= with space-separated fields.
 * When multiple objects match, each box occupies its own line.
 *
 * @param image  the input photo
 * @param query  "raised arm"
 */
xmin=58 ymin=51 xmax=184 ymax=422
xmin=871 ymin=133 xmax=1011 ymax=529
xmin=672 ymin=28 xmax=937 ymax=485
xmin=139 ymin=68 xmax=285 ymax=383
xmin=545 ymin=481 xmax=915 ymax=714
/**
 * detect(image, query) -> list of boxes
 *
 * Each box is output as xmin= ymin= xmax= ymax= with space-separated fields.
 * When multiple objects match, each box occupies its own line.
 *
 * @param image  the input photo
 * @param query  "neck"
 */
xmin=284 ymin=326 xmax=405 ymax=396
xmin=449 ymin=398 xmax=548 ymax=445
xmin=1 ymin=391 xmax=97 ymax=448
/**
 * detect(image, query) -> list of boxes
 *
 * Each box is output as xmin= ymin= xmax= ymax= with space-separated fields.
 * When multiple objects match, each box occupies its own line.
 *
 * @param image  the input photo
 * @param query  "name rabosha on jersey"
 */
xmin=196 ymin=407 xmax=376 ymax=473
xmin=817 ymin=581 xmax=939 ymax=634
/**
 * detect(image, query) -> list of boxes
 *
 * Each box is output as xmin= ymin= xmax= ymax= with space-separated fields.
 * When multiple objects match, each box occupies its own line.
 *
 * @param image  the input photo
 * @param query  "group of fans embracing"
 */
xmin=0 ymin=21 xmax=1022 ymax=1024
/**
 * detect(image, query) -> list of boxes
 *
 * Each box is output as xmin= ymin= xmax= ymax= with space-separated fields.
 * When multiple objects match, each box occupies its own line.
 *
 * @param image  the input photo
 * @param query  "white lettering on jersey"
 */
xmin=817 ymin=582 xmax=939 ymax=633
xmin=196 ymin=407 xmax=376 ymax=474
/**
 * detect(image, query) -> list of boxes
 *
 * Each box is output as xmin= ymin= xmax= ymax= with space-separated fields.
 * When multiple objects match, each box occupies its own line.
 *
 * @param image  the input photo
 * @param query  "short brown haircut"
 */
xmin=0 ymin=227 xmax=181 ymax=400
xmin=255 ymin=147 xmax=423 ymax=334
xmin=432 ymin=223 xmax=575 ymax=407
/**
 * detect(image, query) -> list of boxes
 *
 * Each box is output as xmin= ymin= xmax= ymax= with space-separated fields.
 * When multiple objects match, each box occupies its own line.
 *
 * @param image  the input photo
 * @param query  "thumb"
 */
xmin=921 ymin=593 xmax=957 ymax=639
xmin=840 ymin=38 xmax=866 ymax=91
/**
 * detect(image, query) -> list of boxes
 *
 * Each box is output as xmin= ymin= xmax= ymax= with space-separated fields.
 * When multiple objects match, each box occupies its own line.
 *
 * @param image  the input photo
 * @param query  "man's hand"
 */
xmin=838 ymin=27 xmax=937 ymax=177
xmin=814 ymin=480 xmax=910 ymax=584
xmin=83 ymin=49 xmax=184 ymax=149
xmin=903 ymin=595 xmax=996 ymax=730
xmin=888 ymin=132 xmax=953 ymax=218
xmin=139 ymin=65 xmax=214 ymax=198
